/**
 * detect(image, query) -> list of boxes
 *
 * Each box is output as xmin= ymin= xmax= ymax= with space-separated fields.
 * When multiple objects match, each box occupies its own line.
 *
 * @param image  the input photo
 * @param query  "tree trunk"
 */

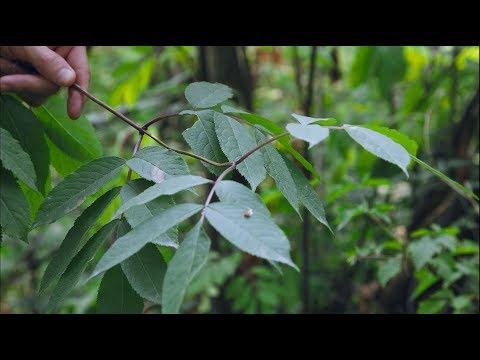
xmin=198 ymin=46 xmax=254 ymax=111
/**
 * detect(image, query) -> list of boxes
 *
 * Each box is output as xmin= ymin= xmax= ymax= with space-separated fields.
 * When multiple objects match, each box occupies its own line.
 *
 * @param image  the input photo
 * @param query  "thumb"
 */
xmin=23 ymin=46 xmax=76 ymax=87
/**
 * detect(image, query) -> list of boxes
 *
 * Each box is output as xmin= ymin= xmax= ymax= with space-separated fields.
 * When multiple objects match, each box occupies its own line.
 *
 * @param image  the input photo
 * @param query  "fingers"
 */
xmin=0 ymin=46 xmax=90 ymax=119
xmin=66 ymin=46 xmax=89 ymax=119
xmin=0 ymin=74 xmax=59 ymax=98
xmin=2 ymin=46 xmax=77 ymax=87
xmin=0 ymin=56 xmax=57 ymax=107
xmin=0 ymin=58 xmax=30 ymax=76
xmin=18 ymin=94 xmax=49 ymax=107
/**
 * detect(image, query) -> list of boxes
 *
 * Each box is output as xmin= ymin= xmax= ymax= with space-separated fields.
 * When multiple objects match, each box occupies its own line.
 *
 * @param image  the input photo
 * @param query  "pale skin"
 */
xmin=0 ymin=46 xmax=89 ymax=119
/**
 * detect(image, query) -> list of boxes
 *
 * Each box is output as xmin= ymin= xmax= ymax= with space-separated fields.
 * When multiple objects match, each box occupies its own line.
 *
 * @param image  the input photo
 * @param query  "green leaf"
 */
xmin=411 ymin=269 xmax=439 ymax=300
xmin=349 ymin=47 xmax=406 ymax=100
xmin=344 ymin=125 xmax=410 ymax=178
xmin=45 ymin=136 xmax=83 ymax=177
xmin=408 ymin=237 xmax=441 ymax=270
xmin=216 ymin=183 xmax=289 ymax=275
xmin=215 ymin=180 xmax=271 ymax=218
xmin=336 ymin=205 xmax=368 ymax=231
xmin=220 ymin=105 xmax=248 ymax=114
xmin=33 ymin=156 xmax=125 ymax=228
xmin=255 ymin=130 xmax=299 ymax=215
xmin=39 ymin=187 xmax=121 ymax=293
xmin=222 ymin=109 xmax=284 ymax=134
xmin=377 ymin=256 xmax=402 ymax=287
xmin=214 ymin=112 xmax=266 ymax=190
xmin=126 ymin=146 xmax=190 ymax=183
xmin=417 ymin=299 xmax=447 ymax=314
xmin=0 ymin=94 xmax=50 ymax=194
xmin=121 ymin=242 xmax=167 ymax=304
xmin=361 ymin=125 xmax=418 ymax=156
xmin=411 ymin=156 xmax=479 ymax=200
xmin=453 ymin=240 xmax=479 ymax=256
xmin=220 ymin=109 xmax=319 ymax=179
xmin=109 ymin=57 xmax=155 ymax=108
xmin=349 ymin=47 xmax=375 ymax=87
xmin=0 ymin=128 xmax=37 ymax=191
xmin=33 ymin=95 xmax=102 ymax=161
xmin=119 ymin=179 xmax=178 ymax=246
xmin=97 ymin=265 xmax=144 ymax=314
xmin=117 ymin=219 xmax=169 ymax=304
xmin=116 ymin=217 xmax=131 ymax=237
xmin=286 ymin=123 xmax=330 ymax=149
xmin=91 ymin=204 xmax=203 ymax=278
xmin=205 ymin=203 xmax=298 ymax=270
xmin=162 ymin=222 xmax=211 ymax=313
xmin=436 ymin=234 xmax=457 ymax=251
xmin=18 ymin=180 xmax=44 ymax=221
xmin=452 ymin=295 xmax=471 ymax=312
xmin=0 ymin=168 xmax=31 ymax=242
xmin=185 ymin=82 xmax=233 ymax=108
xmin=283 ymin=155 xmax=331 ymax=232
xmin=182 ymin=110 xmax=229 ymax=175
xmin=47 ymin=219 xmax=119 ymax=312
xmin=113 ymin=175 xmax=211 ymax=219
xmin=377 ymin=46 xmax=406 ymax=100
xmin=291 ymin=113 xmax=336 ymax=125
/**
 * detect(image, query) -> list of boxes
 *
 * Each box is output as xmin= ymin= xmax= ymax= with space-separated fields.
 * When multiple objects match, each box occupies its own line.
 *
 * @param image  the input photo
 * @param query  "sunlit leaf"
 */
xmin=344 ymin=125 xmax=410 ymax=178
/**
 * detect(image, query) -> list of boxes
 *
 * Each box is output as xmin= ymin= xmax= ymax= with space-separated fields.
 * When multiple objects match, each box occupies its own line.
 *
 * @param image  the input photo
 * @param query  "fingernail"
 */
xmin=58 ymin=68 xmax=75 ymax=85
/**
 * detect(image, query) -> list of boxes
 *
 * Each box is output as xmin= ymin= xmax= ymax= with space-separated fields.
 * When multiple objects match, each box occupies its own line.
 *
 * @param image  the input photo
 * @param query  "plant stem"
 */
xmin=143 ymin=112 xmax=180 ymax=129
xmin=201 ymin=163 xmax=237 ymax=219
xmin=72 ymin=84 xmax=290 ymax=181
xmin=71 ymin=84 xmax=229 ymax=167
xmin=237 ymin=132 xmax=289 ymax=165
xmin=120 ymin=132 xmax=145 ymax=221
xmin=126 ymin=133 xmax=144 ymax=182
xmin=200 ymin=132 xmax=290 ymax=221
xmin=72 ymin=84 xmax=142 ymax=131
xmin=301 ymin=45 xmax=318 ymax=314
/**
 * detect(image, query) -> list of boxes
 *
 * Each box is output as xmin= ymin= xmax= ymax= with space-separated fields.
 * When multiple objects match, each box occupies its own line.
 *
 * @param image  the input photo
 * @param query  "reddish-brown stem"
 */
xmin=72 ymin=84 xmax=143 ymax=132
xmin=72 ymin=85 xmax=292 ymax=208
xmin=200 ymin=132 xmax=290 ymax=221
xmin=71 ymin=84 xmax=229 ymax=167
xmin=200 ymin=162 xmax=236 ymax=222
xmin=143 ymin=112 xmax=180 ymax=129
xmin=236 ymin=132 xmax=289 ymax=165
xmin=126 ymin=132 xmax=144 ymax=182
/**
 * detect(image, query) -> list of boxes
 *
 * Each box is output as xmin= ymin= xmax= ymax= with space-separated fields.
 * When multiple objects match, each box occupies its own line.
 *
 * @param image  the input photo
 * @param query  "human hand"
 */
xmin=0 ymin=46 xmax=89 ymax=119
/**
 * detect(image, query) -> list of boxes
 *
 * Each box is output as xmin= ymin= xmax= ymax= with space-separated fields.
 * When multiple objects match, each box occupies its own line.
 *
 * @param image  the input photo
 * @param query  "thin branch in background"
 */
xmin=448 ymin=46 xmax=460 ymax=124
xmin=423 ymin=108 xmax=433 ymax=163
xmin=292 ymin=46 xmax=304 ymax=105
xmin=301 ymin=45 xmax=318 ymax=314
xmin=411 ymin=53 xmax=450 ymax=114
xmin=303 ymin=46 xmax=318 ymax=115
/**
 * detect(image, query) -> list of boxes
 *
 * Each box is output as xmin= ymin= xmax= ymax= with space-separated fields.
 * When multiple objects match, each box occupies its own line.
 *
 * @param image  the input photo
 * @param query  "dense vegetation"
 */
xmin=1 ymin=46 xmax=478 ymax=314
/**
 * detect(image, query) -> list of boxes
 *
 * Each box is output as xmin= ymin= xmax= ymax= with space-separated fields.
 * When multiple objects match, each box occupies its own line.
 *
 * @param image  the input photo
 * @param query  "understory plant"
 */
xmin=0 ymin=81 xmax=477 ymax=314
